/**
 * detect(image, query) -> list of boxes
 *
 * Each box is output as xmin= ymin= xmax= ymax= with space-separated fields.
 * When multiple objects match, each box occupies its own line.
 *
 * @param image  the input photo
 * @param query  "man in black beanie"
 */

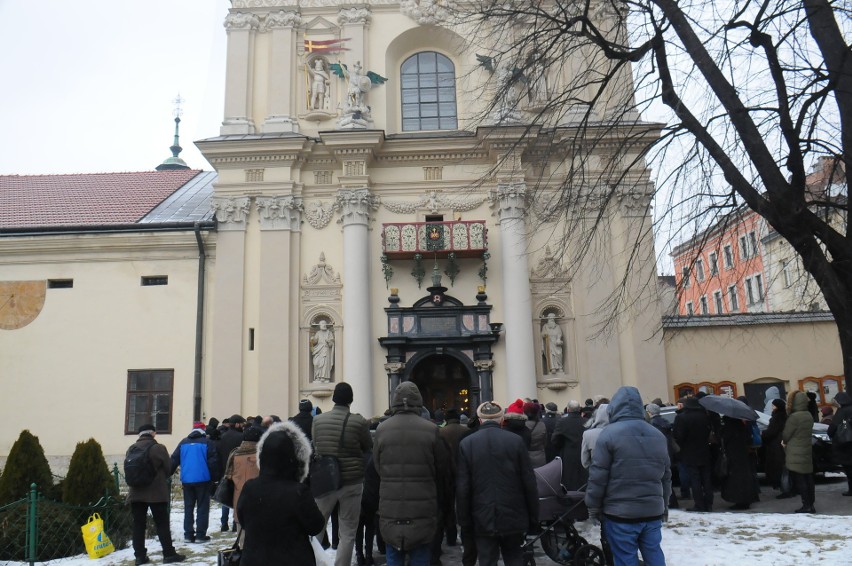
xmin=290 ymin=399 xmax=315 ymax=441
xmin=312 ymin=382 xmax=372 ymax=566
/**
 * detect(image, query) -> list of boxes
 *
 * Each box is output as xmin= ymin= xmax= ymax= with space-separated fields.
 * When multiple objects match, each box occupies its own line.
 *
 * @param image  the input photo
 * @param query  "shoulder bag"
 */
xmin=310 ymin=413 xmax=351 ymax=498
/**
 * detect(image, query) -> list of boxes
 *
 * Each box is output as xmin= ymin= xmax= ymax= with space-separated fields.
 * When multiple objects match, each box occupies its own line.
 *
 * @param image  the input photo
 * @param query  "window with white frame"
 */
xmin=782 ymin=260 xmax=792 ymax=287
xmin=696 ymin=259 xmax=705 ymax=281
xmin=686 ymin=301 xmax=694 ymax=316
xmin=748 ymin=231 xmax=759 ymax=257
xmin=700 ymin=295 xmax=708 ymax=314
xmin=714 ymin=290 xmax=723 ymax=314
xmin=709 ymin=252 xmax=719 ymax=276
xmin=739 ymin=235 xmax=750 ymax=259
xmin=401 ymin=52 xmax=458 ymax=131
xmin=723 ymin=244 xmax=734 ymax=268
xmin=728 ymin=284 xmax=739 ymax=311
xmin=746 ymin=275 xmax=765 ymax=305
xmin=756 ymin=273 xmax=764 ymax=301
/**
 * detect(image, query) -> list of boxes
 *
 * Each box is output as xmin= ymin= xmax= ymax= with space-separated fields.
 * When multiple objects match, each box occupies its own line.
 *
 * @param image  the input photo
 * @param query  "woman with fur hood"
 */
xmin=237 ymin=422 xmax=326 ymax=565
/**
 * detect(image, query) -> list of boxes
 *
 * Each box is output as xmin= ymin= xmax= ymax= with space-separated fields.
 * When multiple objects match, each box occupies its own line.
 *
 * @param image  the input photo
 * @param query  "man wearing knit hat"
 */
xmin=456 ymin=402 xmax=538 ymax=566
xmin=312 ymin=382 xmax=373 ymax=566
xmin=126 ymin=424 xmax=186 ymax=565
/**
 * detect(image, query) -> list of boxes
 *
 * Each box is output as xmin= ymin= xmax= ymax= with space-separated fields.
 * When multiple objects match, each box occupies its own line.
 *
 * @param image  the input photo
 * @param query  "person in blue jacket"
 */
xmin=171 ymin=421 xmax=220 ymax=543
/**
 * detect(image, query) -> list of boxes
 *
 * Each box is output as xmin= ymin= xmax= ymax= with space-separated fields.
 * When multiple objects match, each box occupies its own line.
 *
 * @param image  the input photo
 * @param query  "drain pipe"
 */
xmin=193 ymin=222 xmax=207 ymax=421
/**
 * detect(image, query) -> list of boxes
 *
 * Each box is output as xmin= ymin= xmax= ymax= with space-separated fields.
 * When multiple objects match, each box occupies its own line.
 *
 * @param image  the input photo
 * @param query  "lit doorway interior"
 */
xmin=409 ymin=354 xmax=472 ymax=417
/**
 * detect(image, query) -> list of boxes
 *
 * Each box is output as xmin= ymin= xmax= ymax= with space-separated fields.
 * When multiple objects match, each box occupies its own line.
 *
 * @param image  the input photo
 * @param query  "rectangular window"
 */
xmin=696 ymin=259 xmax=705 ymax=281
xmin=728 ymin=285 xmax=739 ymax=311
xmin=125 ymin=369 xmax=173 ymax=434
xmin=249 ymin=328 xmax=255 ymax=351
xmin=700 ymin=296 xmax=708 ymax=315
xmin=141 ymin=276 xmax=168 ymax=286
xmin=686 ymin=301 xmax=694 ymax=316
xmin=682 ymin=266 xmax=690 ymax=288
xmin=48 ymin=279 xmax=73 ymax=289
xmin=723 ymin=245 xmax=734 ymax=268
xmin=782 ymin=260 xmax=792 ymax=288
xmin=739 ymin=235 xmax=750 ymax=259
xmin=755 ymin=273 xmax=764 ymax=301
xmin=748 ymin=231 xmax=759 ymax=257
xmin=714 ymin=291 xmax=723 ymax=314
xmin=709 ymin=252 xmax=718 ymax=276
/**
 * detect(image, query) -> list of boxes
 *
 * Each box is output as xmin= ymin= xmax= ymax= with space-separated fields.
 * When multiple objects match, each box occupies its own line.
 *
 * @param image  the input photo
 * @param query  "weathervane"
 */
xmin=172 ymin=94 xmax=185 ymax=119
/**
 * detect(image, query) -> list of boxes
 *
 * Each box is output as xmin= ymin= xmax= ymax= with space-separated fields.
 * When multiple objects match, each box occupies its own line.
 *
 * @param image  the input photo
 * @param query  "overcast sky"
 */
xmin=0 ymin=0 xmax=230 ymax=175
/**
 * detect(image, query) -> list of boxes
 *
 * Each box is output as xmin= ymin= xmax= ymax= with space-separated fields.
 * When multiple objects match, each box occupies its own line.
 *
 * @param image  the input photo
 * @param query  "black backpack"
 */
xmin=124 ymin=441 xmax=157 ymax=487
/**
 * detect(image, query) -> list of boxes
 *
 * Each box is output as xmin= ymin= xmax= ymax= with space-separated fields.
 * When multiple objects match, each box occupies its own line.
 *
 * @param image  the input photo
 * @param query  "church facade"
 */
xmin=197 ymin=0 xmax=669 ymax=421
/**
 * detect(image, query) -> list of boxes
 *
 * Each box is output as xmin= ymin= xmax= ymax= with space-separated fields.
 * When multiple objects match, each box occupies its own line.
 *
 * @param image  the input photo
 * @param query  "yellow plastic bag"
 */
xmin=80 ymin=513 xmax=115 ymax=559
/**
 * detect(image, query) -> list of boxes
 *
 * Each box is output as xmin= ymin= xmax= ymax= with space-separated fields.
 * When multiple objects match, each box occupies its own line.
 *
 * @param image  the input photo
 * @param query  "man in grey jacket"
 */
xmin=585 ymin=387 xmax=671 ymax=566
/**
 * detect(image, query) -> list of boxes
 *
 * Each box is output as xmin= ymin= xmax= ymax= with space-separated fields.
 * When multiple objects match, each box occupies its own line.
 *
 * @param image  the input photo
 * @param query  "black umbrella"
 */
xmin=698 ymin=395 xmax=759 ymax=421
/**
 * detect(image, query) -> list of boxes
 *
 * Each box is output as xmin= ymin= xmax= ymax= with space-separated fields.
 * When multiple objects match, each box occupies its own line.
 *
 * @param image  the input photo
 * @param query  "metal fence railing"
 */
xmin=0 ymin=464 xmax=174 ymax=564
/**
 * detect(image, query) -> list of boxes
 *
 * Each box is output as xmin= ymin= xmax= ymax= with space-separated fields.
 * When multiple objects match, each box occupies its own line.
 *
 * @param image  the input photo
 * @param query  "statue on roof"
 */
xmin=329 ymin=61 xmax=388 ymax=129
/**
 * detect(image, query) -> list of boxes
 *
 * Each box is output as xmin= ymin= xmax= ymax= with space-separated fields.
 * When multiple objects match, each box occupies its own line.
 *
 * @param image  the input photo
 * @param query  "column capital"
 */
xmin=490 ymin=182 xmax=528 ymax=221
xmin=256 ymin=196 xmax=303 ymax=231
xmin=224 ymin=12 xmax=260 ymax=31
xmin=336 ymin=188 xmax=378 ymax=227
xmin=263 ymin=10 xmax=302 ymax=30
xmin=337 ymin=7 xmax=372 ymax=25
xmin=617 ymin=185 xmax=654 ymax=218
xmin=211 ymin=196 xmax=252 ymax=231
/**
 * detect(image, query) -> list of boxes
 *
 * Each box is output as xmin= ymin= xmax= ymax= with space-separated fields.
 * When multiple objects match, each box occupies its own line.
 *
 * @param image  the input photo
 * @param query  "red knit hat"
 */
xmin=506 ymin=399 xmax=525 ymax=415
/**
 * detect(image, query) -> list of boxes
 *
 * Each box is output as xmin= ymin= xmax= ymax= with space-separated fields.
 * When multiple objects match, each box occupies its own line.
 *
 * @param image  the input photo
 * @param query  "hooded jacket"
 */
xmin=373 ymin=381 xmax=450 ymax=550
xmin=237 ymin=422 xmax=325 ymax=566
xmin=170 ymin=429 xmax=219 ymax=484
xmin=828 ymin=392 xmax=852 ymax=466
xmin=585 ymin=387 xmax=671 ymax=521
xmin=763 ymin=386 xmax=782 ymax=414
xmin=782 ymin=391 xmax=814 ymax=474
xmin=581 ymin=404 xmax=610 ymax=469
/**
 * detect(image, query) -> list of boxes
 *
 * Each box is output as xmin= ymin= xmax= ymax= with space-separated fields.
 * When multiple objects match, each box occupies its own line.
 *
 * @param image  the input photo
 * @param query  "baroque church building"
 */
xmin=1 ymin=0 xmax=669 ymax=461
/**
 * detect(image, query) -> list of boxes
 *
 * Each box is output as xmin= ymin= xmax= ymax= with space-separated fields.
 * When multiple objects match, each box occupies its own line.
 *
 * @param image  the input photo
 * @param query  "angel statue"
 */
xmin=330 ymin=61 xmax=388 ymax=113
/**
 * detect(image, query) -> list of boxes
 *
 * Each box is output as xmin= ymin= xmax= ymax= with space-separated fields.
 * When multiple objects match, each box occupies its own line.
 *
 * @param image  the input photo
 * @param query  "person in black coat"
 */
xmin=720 ymin=416 xmax=759 ymax=510
xmin=551 ymin=401 xmax=588 ymax=490
xmin=541 ymin=403 xmax=560 ymax=463
xmin=673 ymin=397 xmax=714 ymax=512
xmin=827 ymin=391 xmax=852 ymax=496
xmin=289 ymin=399 xmax=315 ymax=442
xmin=761 ymin=398 xmax=788 ymax=493
xmin=217 ymin=415 xmax=246 ymax=531
xmin=356 ymin=452 xmax=382 ymax=566
xmin=237 ymin=421 xmax=325 ymax=565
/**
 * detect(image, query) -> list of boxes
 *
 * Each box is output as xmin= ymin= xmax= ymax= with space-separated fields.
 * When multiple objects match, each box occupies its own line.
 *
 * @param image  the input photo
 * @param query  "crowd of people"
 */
xmin=123 ymin=383 xmax=852 ymax=566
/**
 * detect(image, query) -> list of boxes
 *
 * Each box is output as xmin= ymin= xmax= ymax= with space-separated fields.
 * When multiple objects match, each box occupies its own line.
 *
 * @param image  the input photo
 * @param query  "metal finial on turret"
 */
xmin=156 ymin=94 xmax=190 ymax=170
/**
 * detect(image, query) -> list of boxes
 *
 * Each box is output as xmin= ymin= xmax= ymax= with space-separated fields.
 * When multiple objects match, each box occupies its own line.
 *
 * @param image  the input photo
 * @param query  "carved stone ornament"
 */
xmin=305 ymin=199 xmax=338 ymax=230
xmin=474 ymin=359 xmax=495 ymax=371
xmin=384 ymin=362 xmax=406 ymax=374
xmin=532 ymin=245 xmax=568 ymax=279
xmin=336 ymin=188 xmax=379 ymax=226
xmin=337 ymin=7 xmax=372 ymax=25
xmin=211 ymin=196 xmax=251 ymax=225
xmin=617 ymin=186 xmax=654 ymax=217
xmin=255 ymin=196 xmax=303 ymax=230
xmin=382 ymin=190 xmax=488 ymax=214
xmin=400 ymin=0 xmax=456 ymax=25
xmin=263 ymin=10 xmax=302 ymax=30
xmin=224 ymin=12 xmax=261 ymax=31
xmin=232 ymin=0 xmax=297 ymax=7
xmin=304 ymin=252 xmax=341 ymax=285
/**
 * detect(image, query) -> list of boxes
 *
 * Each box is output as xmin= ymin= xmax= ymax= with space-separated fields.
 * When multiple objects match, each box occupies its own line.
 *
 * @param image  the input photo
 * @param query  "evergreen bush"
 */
xmin=62 ymin=438 xmax=116 ymax=505
xmin=0 ymin=430 xmax=53 ymax=505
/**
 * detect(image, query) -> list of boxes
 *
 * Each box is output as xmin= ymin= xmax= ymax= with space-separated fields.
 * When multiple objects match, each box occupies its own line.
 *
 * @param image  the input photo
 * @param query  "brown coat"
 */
xmin=225 ymin=440 xmax=259 ymax=522
xmin=126 ymin=435 xmax=172 ymax=503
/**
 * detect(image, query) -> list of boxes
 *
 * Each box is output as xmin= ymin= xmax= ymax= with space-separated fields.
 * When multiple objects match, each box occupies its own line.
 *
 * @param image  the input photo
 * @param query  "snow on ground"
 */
xmin=9 ymin=502 xmax=851 ymax=565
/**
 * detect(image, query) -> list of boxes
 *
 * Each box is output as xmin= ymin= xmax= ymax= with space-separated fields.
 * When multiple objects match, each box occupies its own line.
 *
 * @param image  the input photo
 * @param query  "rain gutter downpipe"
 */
xmin=193 ymin=221 xmax=207 ymax=422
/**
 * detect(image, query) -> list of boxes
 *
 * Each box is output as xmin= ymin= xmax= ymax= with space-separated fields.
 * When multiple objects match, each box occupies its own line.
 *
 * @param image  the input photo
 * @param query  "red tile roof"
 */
xmin=0 ymin=170 xmax=202 ymax=229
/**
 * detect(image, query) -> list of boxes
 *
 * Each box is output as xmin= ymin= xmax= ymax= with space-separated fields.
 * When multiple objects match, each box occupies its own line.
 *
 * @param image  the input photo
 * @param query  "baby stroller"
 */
xmin=523 ymin=457 xmax=609 ymax=566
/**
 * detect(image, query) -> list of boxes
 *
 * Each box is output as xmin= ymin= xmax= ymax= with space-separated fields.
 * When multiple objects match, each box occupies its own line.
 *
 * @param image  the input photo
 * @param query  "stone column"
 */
xmin=494 ymin=182 xmax=537 ymax=401
xmin=263 ymin=11 xmax=302 ymax=133
xmin=255 ymin=196 xmax=302 ymax=414
xmin=208 ymin=196 xmax=251 ymax=417
xmin=221 ymin=12 xmax=259 ymax=135
xmin=337 ymin=188 xmax=377 ymax=417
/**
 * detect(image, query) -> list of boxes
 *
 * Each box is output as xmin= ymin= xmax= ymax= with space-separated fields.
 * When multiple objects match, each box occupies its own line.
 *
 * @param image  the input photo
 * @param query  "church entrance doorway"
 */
xmin=409 ymin=354 xmax=473 ymax=417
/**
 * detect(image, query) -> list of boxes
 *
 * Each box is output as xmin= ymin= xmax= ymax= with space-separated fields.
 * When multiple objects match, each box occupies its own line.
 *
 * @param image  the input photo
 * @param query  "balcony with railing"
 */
xmin=381 ymin=220 xmax=488 ymax=259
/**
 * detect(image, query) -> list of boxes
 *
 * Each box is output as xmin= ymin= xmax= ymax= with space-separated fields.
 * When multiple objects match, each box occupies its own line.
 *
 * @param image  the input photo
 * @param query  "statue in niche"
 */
xmin=311 ymin=320 xmax=335 ymax=382
xmin=307 ymin=58 xmax=331 ymax=111
xmin=541 ymin=313 xmax=564 ymax=374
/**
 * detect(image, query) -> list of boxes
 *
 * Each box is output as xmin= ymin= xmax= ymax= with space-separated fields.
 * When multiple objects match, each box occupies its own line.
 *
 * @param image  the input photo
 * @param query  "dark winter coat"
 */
xmin=170 ymin=430 xmax=219 ymax=484
xmin=782 ymin=391 xmax=814 ymax=474
xmin=503 ymin=412 xmax=531 ymax=448
xmin=720 ymin=417 xmax=758 ymax=505
xmin=456 ymin=420 xmax=538 ymax=536
xmin=126 ymin=434 xmax=172 ymax=503
xmin=217 ymin=427 xmax=244 ymax=474
xmin=237 ymin=422 xmax=325 ymax=566
xmin=439 ymin=419 xmax=470 ymax=463
xmin=673 ymin=399 xmax=712 ymax=466
xmin=585 ymin=387 xmax=671 ymax=521
xmin=828 ymin=392 xmax=852 ymax=467
xmin=289 ymin=409 xmax=313 ymax=442
xmin=373 ymin=381 xmax=450 ymax=551
xmin=542 ymin=412 xmax=560 ymax=462
xmin=312 ymin=404 xmax=373 ymax=487
xmin=361 ymin=452 xmax=381 ymax=516
xmin=761 ymin=407 xmax=787 ymax=488
xmin=551 ymin=412 xmax=588 ymax=490
xmin=526 ymin=418 xmax=547 ymax=468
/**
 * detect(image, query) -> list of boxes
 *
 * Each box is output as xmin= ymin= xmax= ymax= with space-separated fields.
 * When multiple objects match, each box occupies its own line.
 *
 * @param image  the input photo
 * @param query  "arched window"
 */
xmin=401 ymin=52 xmax=457 ymax=131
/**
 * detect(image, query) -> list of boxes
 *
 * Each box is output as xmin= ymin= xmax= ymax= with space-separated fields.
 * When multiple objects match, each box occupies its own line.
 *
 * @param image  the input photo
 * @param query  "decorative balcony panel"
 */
xmin=382 ymin=220 xmax=488 ymax=259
